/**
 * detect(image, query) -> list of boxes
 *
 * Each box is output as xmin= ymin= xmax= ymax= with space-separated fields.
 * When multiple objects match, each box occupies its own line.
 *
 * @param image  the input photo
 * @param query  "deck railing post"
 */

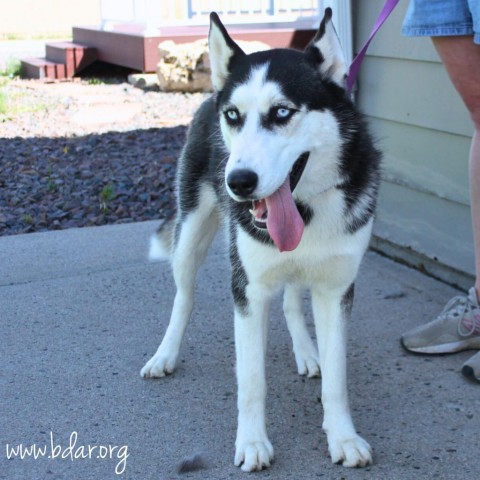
xmin=268 ymin=0 xmax=275 ymax=16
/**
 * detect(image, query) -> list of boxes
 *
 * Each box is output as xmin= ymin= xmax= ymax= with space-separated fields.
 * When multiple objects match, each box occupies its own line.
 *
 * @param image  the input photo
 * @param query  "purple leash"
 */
xmin=346 ymin=0 xmax=401 ymax=94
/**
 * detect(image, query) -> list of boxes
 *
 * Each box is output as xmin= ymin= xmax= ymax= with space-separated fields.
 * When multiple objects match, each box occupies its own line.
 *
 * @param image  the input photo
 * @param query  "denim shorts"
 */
xmin=402 ymin=0 xmax=480 ymax=44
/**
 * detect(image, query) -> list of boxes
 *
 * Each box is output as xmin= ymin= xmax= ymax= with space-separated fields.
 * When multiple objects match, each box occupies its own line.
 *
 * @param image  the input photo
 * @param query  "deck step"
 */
xmin=21 ymin=42 xmax=97 ymax=79
xmin=45 ymin=42 xmax=97 ymax=77
xmin=21 ymin=57 xmax=66 ymax=80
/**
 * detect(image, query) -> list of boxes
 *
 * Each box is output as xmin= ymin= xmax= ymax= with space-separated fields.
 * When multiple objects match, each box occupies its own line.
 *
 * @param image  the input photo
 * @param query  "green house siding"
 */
xmin=353 ymin=0 xmax=475 ymax=286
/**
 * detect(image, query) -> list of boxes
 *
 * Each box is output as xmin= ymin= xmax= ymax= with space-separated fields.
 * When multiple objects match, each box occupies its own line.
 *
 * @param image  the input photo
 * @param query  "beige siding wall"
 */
xmin=0 ymin=0 xmax=100 ymax=38
xmin=353 ymin=0 xmax=475 ymax=285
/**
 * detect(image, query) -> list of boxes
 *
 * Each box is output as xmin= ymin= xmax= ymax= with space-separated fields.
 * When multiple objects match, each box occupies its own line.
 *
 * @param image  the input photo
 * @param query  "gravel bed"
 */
xmin=0 ymin=78 xmax=208 ymax=236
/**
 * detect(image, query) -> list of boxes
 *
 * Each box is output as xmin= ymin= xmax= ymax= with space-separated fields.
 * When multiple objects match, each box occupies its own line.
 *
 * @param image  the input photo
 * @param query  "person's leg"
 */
xmin=432 ymin=36 xmax=480 ymax=295
xmin=401 ymin=36 xmax=480 ymax=357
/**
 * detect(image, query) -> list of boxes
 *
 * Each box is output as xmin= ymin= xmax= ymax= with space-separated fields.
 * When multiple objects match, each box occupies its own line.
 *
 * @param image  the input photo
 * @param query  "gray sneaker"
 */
xmin=462 ymin=351 xmax=480 ymax=383
xmin=401 ymin=287 xmax=480 ymax=354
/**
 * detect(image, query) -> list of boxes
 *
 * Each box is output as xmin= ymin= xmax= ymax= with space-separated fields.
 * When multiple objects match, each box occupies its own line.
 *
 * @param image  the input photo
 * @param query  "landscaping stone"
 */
xmin=156 ymin=38 xmax=269 ymax=92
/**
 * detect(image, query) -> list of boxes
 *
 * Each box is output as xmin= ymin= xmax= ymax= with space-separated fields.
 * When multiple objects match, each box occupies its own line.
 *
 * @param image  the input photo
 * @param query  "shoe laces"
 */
xmin=443 ymin=293 xmax=480 ymax=337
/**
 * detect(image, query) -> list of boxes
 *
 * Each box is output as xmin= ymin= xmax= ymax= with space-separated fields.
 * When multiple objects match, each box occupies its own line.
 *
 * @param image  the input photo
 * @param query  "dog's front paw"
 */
xmin=294 ymin=349 xmax=320 ymax=378
xmin=292 ymin=337 xmax=320 ymax=378
xmin=140 ymin=352 xmax=177 ymax=378
xmin=328 ymin=434 xmax=372 ymax=468
xmin=234 ymin=439 xmax=274 ymax=472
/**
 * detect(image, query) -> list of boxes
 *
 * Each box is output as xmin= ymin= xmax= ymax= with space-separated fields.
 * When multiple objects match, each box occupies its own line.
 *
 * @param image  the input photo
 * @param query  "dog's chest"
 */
xmin=236 ymin=217 xmax=372 ymax=290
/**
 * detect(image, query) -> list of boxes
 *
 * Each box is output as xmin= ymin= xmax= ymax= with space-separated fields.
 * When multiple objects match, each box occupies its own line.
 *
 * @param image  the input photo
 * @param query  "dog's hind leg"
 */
xmin=141 ymin=184 xmax=219 ymax=378
xmin=283 ymin=284 xmax=320 ymax=378
xmin=312 ymin=284 xmax=372 ymax=468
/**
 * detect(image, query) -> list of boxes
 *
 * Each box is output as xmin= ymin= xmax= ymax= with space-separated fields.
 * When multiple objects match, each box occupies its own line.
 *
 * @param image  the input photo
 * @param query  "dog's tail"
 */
xmin=148 ymin=218 xmax=176 ymax=262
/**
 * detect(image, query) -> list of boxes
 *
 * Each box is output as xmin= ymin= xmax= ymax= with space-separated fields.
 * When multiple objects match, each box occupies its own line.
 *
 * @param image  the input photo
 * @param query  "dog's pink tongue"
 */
xmin=265 ymin=177 xmax=304 ymax=252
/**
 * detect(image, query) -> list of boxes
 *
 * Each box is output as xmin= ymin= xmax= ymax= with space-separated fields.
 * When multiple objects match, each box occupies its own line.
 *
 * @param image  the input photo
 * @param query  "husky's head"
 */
xmin=209 ymin=9 xmax=349 ymax=252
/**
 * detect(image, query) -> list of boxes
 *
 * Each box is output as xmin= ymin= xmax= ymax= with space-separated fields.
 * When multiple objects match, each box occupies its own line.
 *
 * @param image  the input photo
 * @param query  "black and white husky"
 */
xmin=141 ymin=8 xmax=381 ymax=472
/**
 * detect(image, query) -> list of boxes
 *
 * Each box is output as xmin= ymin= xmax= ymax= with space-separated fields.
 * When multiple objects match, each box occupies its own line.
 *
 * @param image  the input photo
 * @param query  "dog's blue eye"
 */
xmin=262 ymin=106 xmax=297 ymax=129
xmin=276 ymin=108 xmax=291 ymax=119
xmin=269 ymin=107 xmax=297 ymax=125
xmin=225 ymin=109 xmax=240 ymax=123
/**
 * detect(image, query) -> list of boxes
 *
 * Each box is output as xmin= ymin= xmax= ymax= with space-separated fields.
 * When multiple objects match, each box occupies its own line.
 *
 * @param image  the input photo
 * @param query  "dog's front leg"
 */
xmin=233 ymin=288 xmax=274 ymax=472
xmin=312 ymin=286 xmax=372 ymax=468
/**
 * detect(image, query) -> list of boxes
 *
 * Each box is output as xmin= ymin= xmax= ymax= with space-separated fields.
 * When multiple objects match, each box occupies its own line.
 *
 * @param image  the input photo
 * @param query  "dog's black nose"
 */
xmin=227 ymin=169 xmax=258 ymax=197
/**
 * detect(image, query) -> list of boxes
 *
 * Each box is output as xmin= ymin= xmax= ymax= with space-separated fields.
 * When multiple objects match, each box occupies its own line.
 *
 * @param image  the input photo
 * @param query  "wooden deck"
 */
xmin=21 ymin=22 xmax=317 ymax=79
xmin=73 ymin=22 xmax=317 ymax=72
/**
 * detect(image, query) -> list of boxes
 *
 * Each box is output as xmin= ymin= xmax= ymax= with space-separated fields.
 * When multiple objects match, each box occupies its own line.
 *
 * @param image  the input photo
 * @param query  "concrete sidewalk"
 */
xmin=1 ymin=221 xmax=479 ymax=480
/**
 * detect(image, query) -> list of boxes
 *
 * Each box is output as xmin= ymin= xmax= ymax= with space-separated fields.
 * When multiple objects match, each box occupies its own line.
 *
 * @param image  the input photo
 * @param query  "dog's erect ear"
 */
xmin=305 ymin=8 xmax=347 ymax=88
xmin=209 ymin=12 xmax=245 ymax=91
